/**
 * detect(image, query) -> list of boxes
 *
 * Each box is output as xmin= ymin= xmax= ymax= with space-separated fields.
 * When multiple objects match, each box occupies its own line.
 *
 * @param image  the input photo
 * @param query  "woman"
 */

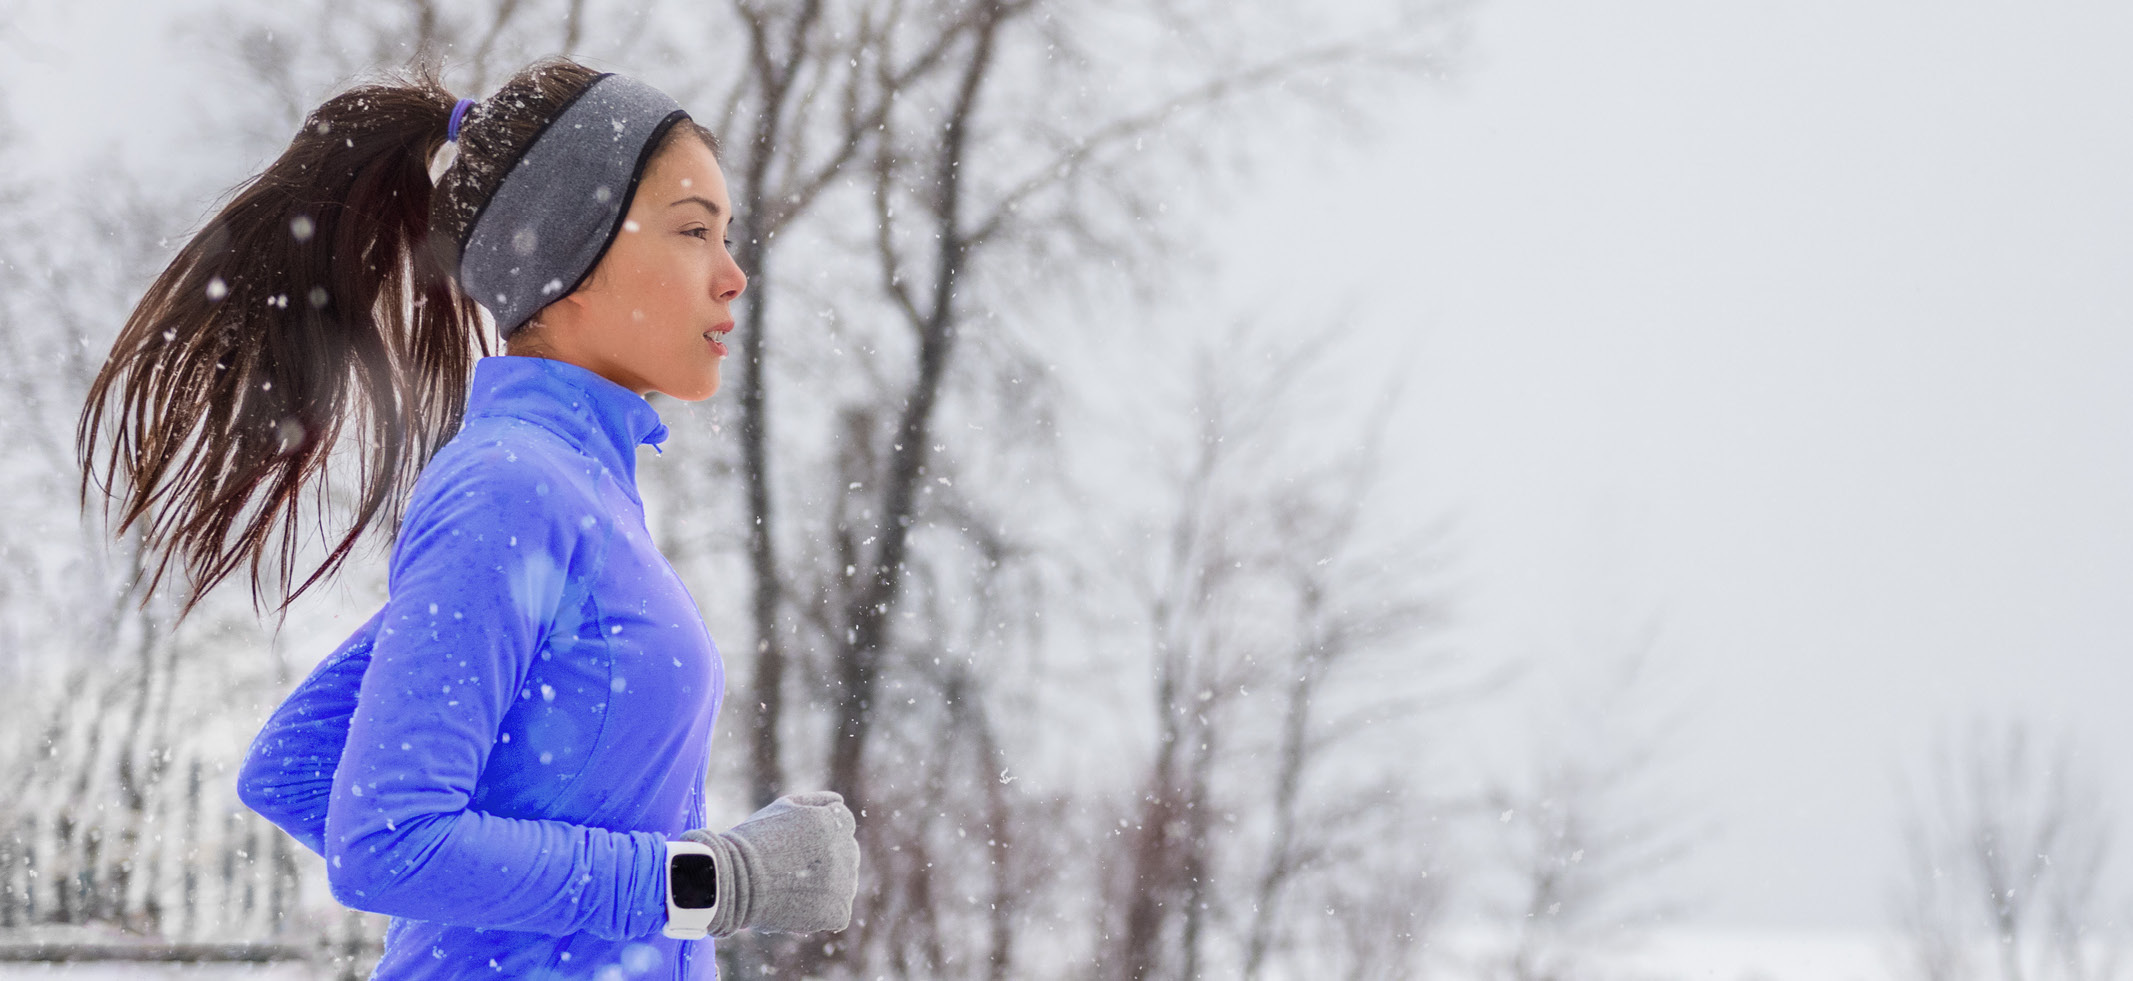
xmin=76 ymin=59 xmax=857 ymax=979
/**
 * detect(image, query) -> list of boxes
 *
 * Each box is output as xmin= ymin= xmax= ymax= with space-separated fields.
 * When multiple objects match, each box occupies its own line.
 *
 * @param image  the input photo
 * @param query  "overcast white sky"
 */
xmin=1214 ymin=0 xmax=2133 ymax=928
xmin=6 ymin=0 xmax=2130 ymax=941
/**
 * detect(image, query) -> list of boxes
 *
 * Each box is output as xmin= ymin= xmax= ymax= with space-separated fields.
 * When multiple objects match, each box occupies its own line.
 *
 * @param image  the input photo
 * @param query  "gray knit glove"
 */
xmin=680 ymin=791 xmax=860 ymax=936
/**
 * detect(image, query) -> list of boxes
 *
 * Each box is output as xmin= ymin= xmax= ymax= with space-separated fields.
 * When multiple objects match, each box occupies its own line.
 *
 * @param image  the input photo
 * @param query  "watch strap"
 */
xmin=663 ymin=840 xmax=718 ymax=940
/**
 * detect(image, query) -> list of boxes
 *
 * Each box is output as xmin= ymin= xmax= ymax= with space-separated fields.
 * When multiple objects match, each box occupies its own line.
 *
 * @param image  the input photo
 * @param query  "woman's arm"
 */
xmin=235 ymin=615 xmax=381 ymax=855
xmin=322 ymin=453 xmax=667 ymax=941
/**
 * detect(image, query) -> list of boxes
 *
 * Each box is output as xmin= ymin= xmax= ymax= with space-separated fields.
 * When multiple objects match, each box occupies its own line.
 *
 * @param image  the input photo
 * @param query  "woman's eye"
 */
xmin=685 ymin=227 xmax=711 ymax=240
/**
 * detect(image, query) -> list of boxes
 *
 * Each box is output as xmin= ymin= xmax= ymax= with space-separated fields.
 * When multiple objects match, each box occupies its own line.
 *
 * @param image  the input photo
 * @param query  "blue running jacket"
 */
xmin=238 ymin=356 xmax=725 ymax=980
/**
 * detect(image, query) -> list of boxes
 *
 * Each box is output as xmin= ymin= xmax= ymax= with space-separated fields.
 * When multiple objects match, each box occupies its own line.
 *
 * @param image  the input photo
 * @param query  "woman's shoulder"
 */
xmin=389 ymin=421 xmax=613 ymax=566
xmin=407 ymin=416 xmax=601 ymax=515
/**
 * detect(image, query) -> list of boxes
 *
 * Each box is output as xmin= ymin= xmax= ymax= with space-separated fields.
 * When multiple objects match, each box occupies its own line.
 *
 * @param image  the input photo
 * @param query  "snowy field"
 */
xmin=0 ymin=928 xmax=1900 ymax=981
xmin=1618 ymin=928 xmax=1893 ymax=981
xmin=1420 ymin=926 xmax=1898 ymax=981
xmin=0 ymin=966 xmax=309 ymax=981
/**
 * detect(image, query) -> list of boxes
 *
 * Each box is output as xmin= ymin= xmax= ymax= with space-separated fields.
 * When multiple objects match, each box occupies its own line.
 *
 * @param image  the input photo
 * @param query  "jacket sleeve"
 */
xmin=235 ymin=615 xmax=381 ymax=856
xmin=322 ymin=453 xmax=668 ymax=940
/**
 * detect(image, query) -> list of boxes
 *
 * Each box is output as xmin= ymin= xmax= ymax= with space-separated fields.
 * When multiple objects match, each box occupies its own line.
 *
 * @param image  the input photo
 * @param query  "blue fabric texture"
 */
xmin=238 ymin=356 xmax=723 ymax=980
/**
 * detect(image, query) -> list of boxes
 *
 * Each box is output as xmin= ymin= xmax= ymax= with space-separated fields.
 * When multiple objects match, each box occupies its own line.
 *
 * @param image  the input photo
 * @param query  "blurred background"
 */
xmin=0 ymin=1 xmax=2128 ymax=979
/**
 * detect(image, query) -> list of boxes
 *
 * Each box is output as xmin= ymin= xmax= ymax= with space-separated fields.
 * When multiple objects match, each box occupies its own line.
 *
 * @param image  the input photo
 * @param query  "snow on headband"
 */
xmin=458 ymin=73 xmax=688 ymax=336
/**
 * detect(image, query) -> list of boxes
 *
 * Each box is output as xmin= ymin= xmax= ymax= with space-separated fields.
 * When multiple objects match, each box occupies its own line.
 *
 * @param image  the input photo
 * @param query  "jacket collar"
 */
xmin=463 ymin=356 xmax=669 ymax=489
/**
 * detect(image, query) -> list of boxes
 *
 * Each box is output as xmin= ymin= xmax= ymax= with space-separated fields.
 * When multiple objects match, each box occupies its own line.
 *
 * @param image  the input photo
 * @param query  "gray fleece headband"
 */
xmin=459 ymin=73 xmax=688 ymax=336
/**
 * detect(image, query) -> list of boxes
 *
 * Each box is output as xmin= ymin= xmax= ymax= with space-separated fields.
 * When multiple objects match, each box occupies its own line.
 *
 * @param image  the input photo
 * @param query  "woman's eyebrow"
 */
xmin=669 ymin=195 xmax=724 ymax=217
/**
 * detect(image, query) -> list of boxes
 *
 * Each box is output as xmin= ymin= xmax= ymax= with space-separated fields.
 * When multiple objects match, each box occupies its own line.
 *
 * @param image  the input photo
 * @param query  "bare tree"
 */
xmin=1892 ymin=720 xmax=2128 ymax=981
xmin=686 ymin=0 xmax=1015 ymax=813
xmin=1479 ymin=640 xmax=1700 ymax=981
xmin=671 ymin=2 xmax=1464 ymax=975
xmin=1082 ymin=323 xmax=1461 ymax=981
xmin=827 ymin=0 xmax=1458 ymax=807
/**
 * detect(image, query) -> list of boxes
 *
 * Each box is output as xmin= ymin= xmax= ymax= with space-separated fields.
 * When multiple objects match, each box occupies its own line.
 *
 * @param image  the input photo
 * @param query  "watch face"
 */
xmin=671 ymin=852 xmax=718 ymax=909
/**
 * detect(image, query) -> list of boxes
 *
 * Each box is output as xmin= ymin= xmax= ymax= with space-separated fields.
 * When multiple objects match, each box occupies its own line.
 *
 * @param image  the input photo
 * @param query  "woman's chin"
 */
xmin=659 ymin=373 xmax=720 ymax=402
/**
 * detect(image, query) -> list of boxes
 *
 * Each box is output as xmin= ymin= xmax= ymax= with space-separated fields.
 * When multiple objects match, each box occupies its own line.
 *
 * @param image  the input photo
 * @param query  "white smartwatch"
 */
xmin=663 ymin=840 xmax=719 ymax=940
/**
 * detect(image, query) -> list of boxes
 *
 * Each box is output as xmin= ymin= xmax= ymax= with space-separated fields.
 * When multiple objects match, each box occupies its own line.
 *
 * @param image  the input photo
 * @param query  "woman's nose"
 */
xmin=718 ymin=255 xmax=747 ymax=302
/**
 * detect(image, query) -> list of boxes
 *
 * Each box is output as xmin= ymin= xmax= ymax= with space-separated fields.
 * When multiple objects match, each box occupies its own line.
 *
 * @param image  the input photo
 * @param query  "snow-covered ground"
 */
xmin=1414 ymin=925 xmax=1900 ymax=981
xmin=0 ymin=927 xmax=1902 ymax=981
xmin=0 ymin=966 xmax=309 ymax=980
xmin=1619 ymin=927 xmax=1895 ymax=981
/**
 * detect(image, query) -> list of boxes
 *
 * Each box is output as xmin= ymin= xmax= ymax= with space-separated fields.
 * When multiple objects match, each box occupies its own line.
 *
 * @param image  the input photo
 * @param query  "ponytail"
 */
xmin=79 ymin=71 xmax=483 ymax=614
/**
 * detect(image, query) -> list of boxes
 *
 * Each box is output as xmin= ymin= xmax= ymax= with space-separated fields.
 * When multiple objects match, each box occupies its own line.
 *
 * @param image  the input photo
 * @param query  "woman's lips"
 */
xmin=706 ymin=322 xmax=734 ymax=358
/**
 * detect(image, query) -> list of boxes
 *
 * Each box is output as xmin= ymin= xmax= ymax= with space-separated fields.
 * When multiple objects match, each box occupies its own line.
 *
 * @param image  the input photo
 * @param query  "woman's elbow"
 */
xmin=235 ymin=757 xmax=291 ymax=829
xmin=234 ymin=762 xmax=273 ymax=816
xmin=323 ymin=831 xmax=403 ymax=912
xmin=322 ymin=813 xmax=453 ymax=916
xmin=236 ymin=755 xmax=330 ymax=853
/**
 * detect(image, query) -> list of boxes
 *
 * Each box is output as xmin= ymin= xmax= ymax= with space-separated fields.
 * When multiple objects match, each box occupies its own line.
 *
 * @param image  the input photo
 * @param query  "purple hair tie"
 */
xmin=447 ymin=98 xmax=476 ymax=142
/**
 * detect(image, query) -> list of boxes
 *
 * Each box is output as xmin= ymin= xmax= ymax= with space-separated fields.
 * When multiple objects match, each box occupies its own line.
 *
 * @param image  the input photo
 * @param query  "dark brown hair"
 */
xmin=77 ymin=58 xmax=620 ymax=614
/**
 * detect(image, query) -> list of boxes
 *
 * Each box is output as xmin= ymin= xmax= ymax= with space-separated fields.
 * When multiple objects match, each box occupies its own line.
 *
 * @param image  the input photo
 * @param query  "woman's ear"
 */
xmin=538 ymin=291 xmax=596 ymax=333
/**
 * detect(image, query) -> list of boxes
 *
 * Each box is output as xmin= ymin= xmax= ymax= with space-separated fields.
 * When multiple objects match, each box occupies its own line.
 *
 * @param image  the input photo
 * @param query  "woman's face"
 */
xmin=512 ymin=130 xmax=745 ymax=401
